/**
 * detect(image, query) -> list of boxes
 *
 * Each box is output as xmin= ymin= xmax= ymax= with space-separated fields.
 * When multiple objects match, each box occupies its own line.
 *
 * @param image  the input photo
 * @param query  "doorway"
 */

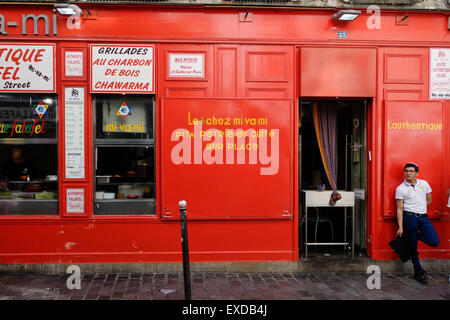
xmin=299 ymin=99 xmax=369 ymax=258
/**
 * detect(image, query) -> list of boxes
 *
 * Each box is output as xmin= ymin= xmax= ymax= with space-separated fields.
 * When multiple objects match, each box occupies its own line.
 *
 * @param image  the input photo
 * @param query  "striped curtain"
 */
xmin=313 ymin=102 xmax=342 ymax=206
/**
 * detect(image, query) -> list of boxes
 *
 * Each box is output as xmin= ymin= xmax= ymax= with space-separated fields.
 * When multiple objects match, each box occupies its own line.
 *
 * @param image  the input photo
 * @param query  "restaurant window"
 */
xmin=0 ymin=94 xmax=58 ymax=215
xmin=93 ymin=95 xmax=155 ymax=215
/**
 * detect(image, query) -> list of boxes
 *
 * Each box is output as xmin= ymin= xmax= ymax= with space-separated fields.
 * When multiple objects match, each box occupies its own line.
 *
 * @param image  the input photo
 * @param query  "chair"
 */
xmin=301 ymin=207 xmax=334 ymax=243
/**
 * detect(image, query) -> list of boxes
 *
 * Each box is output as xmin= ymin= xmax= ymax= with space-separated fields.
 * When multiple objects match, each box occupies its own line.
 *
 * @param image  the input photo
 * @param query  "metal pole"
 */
xmin=179 ymin=200 xmax=191 ymax=300
xmin=305 ymin=206 xmax=308 ymax=258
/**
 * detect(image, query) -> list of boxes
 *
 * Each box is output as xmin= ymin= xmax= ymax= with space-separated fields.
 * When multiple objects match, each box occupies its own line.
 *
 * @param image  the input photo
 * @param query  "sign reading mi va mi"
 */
xmin=105 ymin=121 xmax=145 ymax=133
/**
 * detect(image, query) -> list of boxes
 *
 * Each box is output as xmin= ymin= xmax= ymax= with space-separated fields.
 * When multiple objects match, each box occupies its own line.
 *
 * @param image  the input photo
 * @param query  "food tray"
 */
xmin=11 ymin=192 xmax=34 ymax=199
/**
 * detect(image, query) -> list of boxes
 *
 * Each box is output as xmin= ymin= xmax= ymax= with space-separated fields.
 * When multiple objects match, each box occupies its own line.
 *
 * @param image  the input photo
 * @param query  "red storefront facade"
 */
xmin=0 ymin=4 xmax=449 ymax=265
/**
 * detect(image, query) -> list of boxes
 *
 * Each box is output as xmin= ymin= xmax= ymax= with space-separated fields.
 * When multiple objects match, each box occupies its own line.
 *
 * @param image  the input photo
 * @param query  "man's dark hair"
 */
xmin=404 ymin=162 xmax=419 ymax=172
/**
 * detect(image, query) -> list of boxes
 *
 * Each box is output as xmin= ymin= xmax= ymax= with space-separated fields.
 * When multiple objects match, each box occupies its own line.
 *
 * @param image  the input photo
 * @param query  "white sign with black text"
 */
xmin=65 ymin=51 xmax=83 ymax=77
xmin=90 ymin=44 xmax=155 ymax=93
xmin=66 ymin=189 xmax=84 ymax=214
xmin=65 ymin=87 xmax=85 ymax=179
xmin=430 ymin=48 xmax=450 ymax=100
xmin=169 ymin=53 xmax=205 ymax=78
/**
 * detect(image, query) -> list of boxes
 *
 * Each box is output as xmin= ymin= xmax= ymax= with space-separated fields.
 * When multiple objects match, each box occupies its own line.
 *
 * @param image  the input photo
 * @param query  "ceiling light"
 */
xmin=332 ymin=10 xmax=361 ymax=22
xmin=54 ymin=4 xmax=82 ymax=16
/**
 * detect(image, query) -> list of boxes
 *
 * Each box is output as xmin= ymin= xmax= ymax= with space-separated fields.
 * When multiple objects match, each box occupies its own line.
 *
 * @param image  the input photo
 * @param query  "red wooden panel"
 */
xmin=2 ymin=7 xmax=450 ymax=44
xmin=240 ymin=45 xmax=293 ymax=98
xmin=161 ymin=98 xmax=293 ymax=220
xmin=159 ymin=44 xmax=213 ymax=98
xmin=384 ymin=53 xmax=424 ymax=84
xmin=444 ymin=101 xmax=450 ymax=217
xmin=0 ymin=220 xmax=295 ymax=263
xmin=383 ymin=101 xmax=444 ymax=220
xmin=245 ymin=88 xmax=288 ymax=98
xmin=300 ymin=47 xmax=376 ymax=97
xmin=164 ymin=87 xmax=208 ymax=97
xmin=60 ymin=44 xmax=88 ymax=82
xmin=245 ymin=52 xmax=288 ymax=82
xmin=384 ymin=89 xmax=422 ymax=100
xmin=214 ymin=46 xmax=238 ymax=97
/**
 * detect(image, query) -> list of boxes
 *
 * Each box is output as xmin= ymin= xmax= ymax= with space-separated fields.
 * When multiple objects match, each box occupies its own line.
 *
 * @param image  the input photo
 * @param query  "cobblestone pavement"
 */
xmin=0 ymin=272 xmax=449 ymax=300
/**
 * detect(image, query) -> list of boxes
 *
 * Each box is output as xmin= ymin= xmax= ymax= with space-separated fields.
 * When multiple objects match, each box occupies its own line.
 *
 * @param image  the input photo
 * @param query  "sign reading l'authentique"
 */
xmin=90 ymin=44 xmax=155 ymax=94
xmin=0 ymin=43 xmax=55 ymax=92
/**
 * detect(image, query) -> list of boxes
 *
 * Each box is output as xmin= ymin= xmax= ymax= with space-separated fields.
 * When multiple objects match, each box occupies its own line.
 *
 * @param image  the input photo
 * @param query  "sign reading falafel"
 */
xmin=0 ymin=44 xmax=55 ymax=92
xmin=90 ymin=45 xmax=155 ymax=93
xmin=66 ymin=189 xmax=84 ymax=214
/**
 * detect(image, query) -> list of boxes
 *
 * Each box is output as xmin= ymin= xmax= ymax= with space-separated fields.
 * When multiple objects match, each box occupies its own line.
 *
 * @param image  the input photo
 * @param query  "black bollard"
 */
xmin=179 ymin=200 xmax=191 ymax=300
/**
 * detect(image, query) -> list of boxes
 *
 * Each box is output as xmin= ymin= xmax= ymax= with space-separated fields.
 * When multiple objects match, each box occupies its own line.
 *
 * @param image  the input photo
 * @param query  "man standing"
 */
xmin=395 ymin=162 xmax=439 ymax=284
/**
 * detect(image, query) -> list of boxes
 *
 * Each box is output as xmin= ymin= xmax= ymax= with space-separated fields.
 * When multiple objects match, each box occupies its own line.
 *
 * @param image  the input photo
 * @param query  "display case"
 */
xmin=0 ymin=94 xmax=58 ymax=215
xmin=93 ymin=94 xmax=155 ymax=215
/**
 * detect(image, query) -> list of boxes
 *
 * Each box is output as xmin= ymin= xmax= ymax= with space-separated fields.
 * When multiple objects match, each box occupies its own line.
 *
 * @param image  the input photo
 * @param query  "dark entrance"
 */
xmin=299 ymin=99 xmax=369 ymax=258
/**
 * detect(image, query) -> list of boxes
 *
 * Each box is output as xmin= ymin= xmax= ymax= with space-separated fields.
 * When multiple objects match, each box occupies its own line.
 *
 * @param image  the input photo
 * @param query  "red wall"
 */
xmin=0 ymin=5 xmax=448 ymax=264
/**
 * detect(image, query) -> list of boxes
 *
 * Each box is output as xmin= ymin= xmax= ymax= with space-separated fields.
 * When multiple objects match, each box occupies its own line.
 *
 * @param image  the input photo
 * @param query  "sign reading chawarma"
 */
xmin=90 ymin=44 xmax=155 ymax=94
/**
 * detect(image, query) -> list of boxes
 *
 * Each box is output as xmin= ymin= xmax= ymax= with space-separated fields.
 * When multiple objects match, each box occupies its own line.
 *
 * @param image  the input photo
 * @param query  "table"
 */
xmin=302 ymin=190 xmax=355 ymax=258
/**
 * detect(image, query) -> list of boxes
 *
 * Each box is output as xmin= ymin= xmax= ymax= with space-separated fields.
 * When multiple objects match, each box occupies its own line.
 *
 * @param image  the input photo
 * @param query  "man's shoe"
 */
xmin=414 ymin=268 xmax=427 ymax=284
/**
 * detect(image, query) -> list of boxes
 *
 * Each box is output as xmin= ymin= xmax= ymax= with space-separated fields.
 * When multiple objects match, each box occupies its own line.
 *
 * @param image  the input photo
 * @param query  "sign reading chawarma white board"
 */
xmin=90 ymin=44 xmax=155 ymax=93
xmin=430 ymin=48 xmax=450 ymax=100
xmin=65 ymin=87 xmax=85 ymax=179
xmin=169 ymin=53 xmax=205 ymax=78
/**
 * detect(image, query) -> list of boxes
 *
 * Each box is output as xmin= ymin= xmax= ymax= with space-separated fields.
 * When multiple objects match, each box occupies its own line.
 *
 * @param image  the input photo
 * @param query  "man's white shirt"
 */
xmin=395 ymin=179 xmax=431 ymax=214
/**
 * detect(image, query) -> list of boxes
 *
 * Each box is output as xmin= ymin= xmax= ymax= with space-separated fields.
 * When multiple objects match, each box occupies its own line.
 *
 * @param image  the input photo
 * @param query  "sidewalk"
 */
xmin=0 ymin=271 xmax=449 ymax=300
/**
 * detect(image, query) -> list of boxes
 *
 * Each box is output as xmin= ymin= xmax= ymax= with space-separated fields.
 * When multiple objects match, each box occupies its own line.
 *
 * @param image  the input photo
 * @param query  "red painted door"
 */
xmin=160 ymin=98 xmax=294 ymax=220
xmin=383 ymin=101 xmax=444 ymax=220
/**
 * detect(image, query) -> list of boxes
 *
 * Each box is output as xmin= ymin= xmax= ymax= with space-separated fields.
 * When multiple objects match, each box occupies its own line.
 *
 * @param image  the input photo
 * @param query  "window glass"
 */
xmin=94 ymin=95 xmax=155 ymax=216
xmin=95 ymin=95 xmax=153 ymax=141
xmin=0 ymin=94 xmax=58 ymax=216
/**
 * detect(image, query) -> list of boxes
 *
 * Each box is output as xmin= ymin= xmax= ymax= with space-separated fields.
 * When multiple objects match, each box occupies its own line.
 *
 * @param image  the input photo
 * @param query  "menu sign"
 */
xmin=90 ymin=44 xmax=155 ymax=93
xmin=168 ymin=53 xmax=205 ymax=78
xmin=0 ymin=43 xmax=55 ymax=92
xmin=65 ymin=87 xmax=85 ymax=179
xmin=65 ymin=51 xmax=83 ymax=77
xmin=66 ymin=189 xmax=84 ymax=214
xmin=430 ymin=48 xmax=450 ymax=100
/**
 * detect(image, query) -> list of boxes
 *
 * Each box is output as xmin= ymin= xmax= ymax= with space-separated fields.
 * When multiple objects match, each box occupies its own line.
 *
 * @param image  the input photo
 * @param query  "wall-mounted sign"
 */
xmin=65 ymin=87 xmax=85 ymax=179
xmin=430 ymin=48 xmax=450 ymax=100
xmin=90 ymin=44 xmax=155 ymax=93
xmin=0 ymin=43 xmax=55 ymax=92
xmin=66 ymin=188 xmax=84 ymax=214
xmin=0 ymin=14 xmax=58 ymax=36
xmin=65 ymin=51 xmax=83 ymax=77
xmin=168 ymin=53 xmax=205 ymax=78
